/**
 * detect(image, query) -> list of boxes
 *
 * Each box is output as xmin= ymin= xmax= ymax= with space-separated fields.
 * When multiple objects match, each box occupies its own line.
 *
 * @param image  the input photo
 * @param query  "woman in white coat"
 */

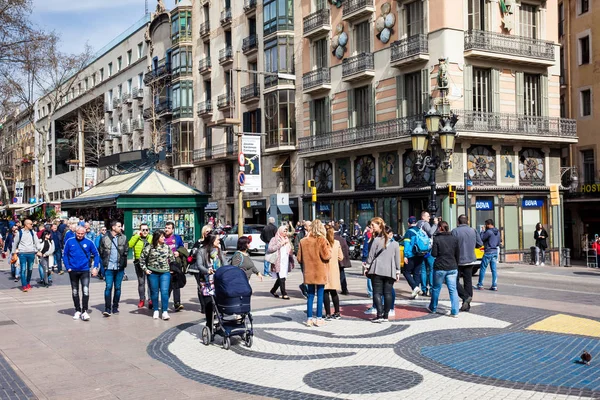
xmin=37 ymin=230 xmax=55 ymax=287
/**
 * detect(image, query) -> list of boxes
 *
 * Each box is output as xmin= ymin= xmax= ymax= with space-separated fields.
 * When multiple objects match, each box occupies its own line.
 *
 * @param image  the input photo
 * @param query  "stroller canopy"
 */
xmin=214 ymin=265 xmax=253 ymax=299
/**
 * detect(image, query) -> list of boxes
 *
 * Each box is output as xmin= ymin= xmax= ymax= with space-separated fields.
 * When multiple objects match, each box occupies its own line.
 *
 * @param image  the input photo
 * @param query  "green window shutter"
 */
xmin=325 ymin=96 xmax=331 ymax=133
xmin=370 ymin=85 xmax=376 ymax=124
xmin=309 ymin=100 xmax=315 ymax=135
xmin=463 ymin=64 xmax=473 ymax=110
xmin=540 ymin=74 xmax=548 ymax=117
xmin=396 ymin=74 xmax=406 ymax=118
xmin=420 ymin=69 xmax=430 ymax=112
xmin=347 ymin=88 xmax=355 ymax=128
xmin=491 ymin=68 xmax=500 ymax=113
xmin=516 ymin=71 xmax=524 ymax=114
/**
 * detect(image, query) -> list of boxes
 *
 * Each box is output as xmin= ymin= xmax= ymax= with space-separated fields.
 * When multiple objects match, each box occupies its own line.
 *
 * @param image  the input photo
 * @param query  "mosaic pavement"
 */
xmin=148 ymin=299 xmax=600 ymax=399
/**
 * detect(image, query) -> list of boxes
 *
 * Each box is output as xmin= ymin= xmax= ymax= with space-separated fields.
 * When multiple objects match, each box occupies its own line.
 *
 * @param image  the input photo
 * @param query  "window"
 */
xmin=137 ymin=42 xmax=143 ymax=59
xmin=171 ymin=11 xmax=192 ymax=42
xmin=520 ymin=4 xmax=538 ymax=39
xmin=127 ymin=78 xmax=132 ymax=94
xmin=579 ymin=35 xmax=590 ymax=65
xmin=405 ymin=72 xmax=422 ymax=117
xmin=117 ymin=84 xmax=122 ymax=98
xmin=100 ymin=68 xmax=104 ymax=81
xmin=558 ymin=3 xmax=564 ymax=38
xmin=117 ymin=57 xmax=122 ymax=71
xmin=84 ymin=78 xmax=88 ymax=91
xmin=316 ymin=0 xmax=325 ymax=10
xmin=560 ymin=95 xmax=566 ymax=118
xmin=127 ymin=50 xmax=132 ymax=66
xmin=581 ymin=89 xmax=591 ymax=116
xmin=473 ymin=68 xmax=491 ymax=113
xmin=92 ymin=74 xmax=96 ymax=87
xmin=108 ymin=90 xmax=113 ymax=104
xmin=264 ymin=36 xmax=294 ymax=74
xmin=560 ymin=47 xmax=566 ymax=83
xmin=77 ymin=83 xmax=81 ymax=95
xmin=205 ymin=167 xmax=212 ymax=194
xmin=243 ymin=109 xmax=261 ymax=133
xmin=138 ymin=73 xmax=143 ymax=89
xmin=265 ymin=89 xmax=296 ymax=147
xmin=314 ymin=38 xmax=327 ymax=69
xmin=580 ymin=0 xmax=589 ymax=14
xmin=467 ymin=0 xmax=485 ymax=31
xmin=407 ymin=0 xmax=425 ymax=35
xmin=582 ymin=150 xmax=595 ymax=184
xmin=263 ymin=0 xmax=294 ymax=35
xmin=354 ymin=85 xmax=371 ymax=127
xmin=313 ymin=97 xmax=329 ymax=135
xmin=108 ymin=63 xmax=113 ymax=76
xmin=355 ymin=21 xmax=370 ymax=53
xmin=524 ymin=74 xmax=540 ymax=116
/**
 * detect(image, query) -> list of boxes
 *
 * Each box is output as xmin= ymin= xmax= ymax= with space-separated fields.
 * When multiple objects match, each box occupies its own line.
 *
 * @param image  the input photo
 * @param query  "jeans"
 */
xmin=380 ymin=289 xmax=396 ymax=312
xmin=38 ymin=257 xmax=50 ymax=286
xmin=429 ymin=269 xmax=460 ymax=316
xmin=104 ymin=269 xmax=125 ymax=311
xmin=457 ymin=265 xmax=474 ymax=301
xmin=54 ymin=250 xmax=63 ymax=272
xmin=421 ymin=256 xmax=434 ymax=292
xmin=367 ymin=277 xmax=373 ymax=298
xmin=372 ymin=275 xmax=395 ymax=318
xmin=535 ymin=247 xmax=545 ymax=264
xmin=68 ymin=270 xmax=90 ymax=312
xmin=134 ymin=260 xmax=150 ymax=301
xmin=18 ymin=253 xmax=35 ymax=287
xmin=147 ymin=271 xmax=171 ymax=313
xmin=307 ymin=284 xmax=325 ymax=319
xmin=323 ymin=289 xmax=339 ymax=316
xmin=478 ymin=253 xmax=498 ymax=288
xmin=339 ymin=268 xmax=348 ymax=293
xmin=403 ymin=256 xmax=423 ymax=290
xmin=263 ymin=260 xmax=270 ymax=276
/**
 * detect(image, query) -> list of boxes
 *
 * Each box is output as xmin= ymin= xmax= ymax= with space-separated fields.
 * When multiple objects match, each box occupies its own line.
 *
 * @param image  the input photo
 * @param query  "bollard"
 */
xmin=562 ymin=248 xmax=571 ymax=267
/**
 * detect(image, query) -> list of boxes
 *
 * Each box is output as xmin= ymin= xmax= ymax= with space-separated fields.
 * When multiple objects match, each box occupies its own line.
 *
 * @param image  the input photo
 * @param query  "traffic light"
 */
xmin=550 ymin=184 xmax=560 ymax=206
xmin=307 ymin=179 xmax=315 ymax=188
xmin=311 ymin=186 xmax=317 ymax=203
xmin=448 ymin=185 xmax=457 ymax=205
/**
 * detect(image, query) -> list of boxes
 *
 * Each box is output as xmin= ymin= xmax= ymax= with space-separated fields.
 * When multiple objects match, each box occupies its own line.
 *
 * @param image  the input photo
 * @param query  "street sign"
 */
xmin=466 ymin=180 xmax=473 ymax=186
xmin=238 ymin=152 xmax=245 ymax=166
xmin=238 ymin=171 xmax=245 ymax=186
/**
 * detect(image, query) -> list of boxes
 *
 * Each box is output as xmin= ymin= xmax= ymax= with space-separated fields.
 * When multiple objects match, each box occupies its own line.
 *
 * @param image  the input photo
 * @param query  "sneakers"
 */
xmin=476 ymin=285 xmax=483 ymax=290
xmin=411 ymin=287 xmax=420 ymax=299
xmin=324 ymin=315 xmax=332 ymax=321
xmin=364 ymin=307 xmax=377 ymax=315
xmin=112 ymin=309 xmax=120 ymax=315
xmin=138 ymin=300 xmax=145 ymax=308
xmin=314 ymin=319 xmax=326 ymax=327
xmin=162 ymin=312 xmax=170 ymax=320
xmin=535 ymin=261 xmax=540 ymax=266
xmin=81 ymin=312 xmax=90 ymax=321
xmin=153 ymin=311 xmax=160 ymax=319
xmin=27 ymin=284 xmax=31 ymax=290
xmin=388 ymin=309 xmax=396 ymax=317
xmin=103 ymin=309 xmax=112 ymax=317
xmin=436 ymin=309 xmax=451 ymax=316
xmin=489 ymin=287 xmax=498 ymax=291
xmin=381 ymin=318 xmax=389 ymax=322
xmin=304 ymin=319 xmax=314 ymax=327
xmin=22 ymin=285 xmax=28 ymax=292
xmin=426 ymin=306 xmax=434 ymax=313
xmin=58 ymin=271 xmax=64 ymax=275
xmin=540 ymin=262 xmax=545 ymax=266
xmin=175 ymin=303 xmax=184 ymax=312
xmin=371 ymin=318 xmax=383 ymax=323
xmin=73 ymin=311 xmax=81 ymax=320
xmin=333 ymin=313 xmax=341 ymax=320
xmin=147 ymin=300 xmax=153 ymax=310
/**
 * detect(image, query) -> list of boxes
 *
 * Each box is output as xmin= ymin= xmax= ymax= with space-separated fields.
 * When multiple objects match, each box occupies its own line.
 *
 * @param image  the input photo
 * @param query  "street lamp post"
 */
xmin=411 ymin=59 xmax=458 ymax=219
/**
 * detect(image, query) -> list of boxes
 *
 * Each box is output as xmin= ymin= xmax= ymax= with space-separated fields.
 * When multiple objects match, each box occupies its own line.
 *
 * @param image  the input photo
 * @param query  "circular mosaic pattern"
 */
xmin=304 ymin=366 xmax=423 ymax=394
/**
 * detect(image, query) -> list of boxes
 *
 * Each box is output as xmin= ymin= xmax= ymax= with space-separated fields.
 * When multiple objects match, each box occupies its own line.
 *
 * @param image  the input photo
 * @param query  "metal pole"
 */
xmin=235 ymin=53 xmax=243 ymax=237
xmin=428 ymin=143 xmax=438 ymax=219
xmin=312 ymin=202 xmax=316 ymax=221
xmin=464 ymin=172 xmax=469 ymax=219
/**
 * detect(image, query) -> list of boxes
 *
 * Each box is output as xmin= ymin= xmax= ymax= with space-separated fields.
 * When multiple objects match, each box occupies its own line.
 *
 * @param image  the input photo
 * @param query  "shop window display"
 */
xmin=132 ymin=209 xmax=195 ymax=243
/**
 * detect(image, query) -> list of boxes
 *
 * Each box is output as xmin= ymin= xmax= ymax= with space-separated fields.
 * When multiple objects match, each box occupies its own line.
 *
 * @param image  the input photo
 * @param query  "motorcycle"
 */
xmin=347 ymin=235 xmax=362 ymax=260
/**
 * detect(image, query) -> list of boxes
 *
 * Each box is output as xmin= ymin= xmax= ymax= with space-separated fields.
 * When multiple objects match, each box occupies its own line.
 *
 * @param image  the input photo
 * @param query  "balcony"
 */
xmin=265 ymin=74 xmax=295 ymax=92
xmin=210 ymin=142 xmax=239 ymax=160
xmin=193 ymin=147 xmax=213 ymax=164
xmin=464 ymin=30 xmax=555 ymax=66
xmin=122 ymin=122 xmax=132 ymax=135
xmin=241 ymin=83 xmax=260 ymax=103
xmin=390 ymin=34 xmax=429 ymax=67
xmin=143 ymin=101 xmax=172 ymax=120
xmin=303 ymin=8 xmax=331 ymax=39
xmin=219 ymin=46 xmax=233 ymax=66
xmin=122 ymin=92 xmax=132 ymax=104
xmin=200 ymin=21 xmax=210 ymax=40
xmin=217 ymin=93 xmax=233 ymax=109
xmin=173 ymin=150 xmax=193 ymax=168
xmin=172 ymin=29 xmax=192 ymax=45
xmin=244 ymin=0 xmax=257 ymax=15
xmin=133 ymin=87 xmax=144 ymax=99
xmin=104 ymin=102 xmax=113 ymax=113
xmin=110 ymin=126 xmax=122 ymax=137
xmin=242 ymin=34 xmax=258 ymax=56
xmin=342 ymin=0 xmax=375 ymax=22
xmin=342 ymin=52 xmax=374 ymax=82
xmin=112 ymin=97 xmax=122 ymax=109
xmin=266 ymin=128 xmax=296 ymax=153
xmin=303 ymin=68 xmax=331 ymax=94
xmin=220 ymin=8 xmax=232 ymax=28
xmin=143 ymin=61 xmax=171 ymax=85
xmin=198 ymin=57 xmax=212 ymax=75
xmin=197 ymin=101 xmax=213 ymax=117
xmin=133 ymin=119 xmax=144 ymax=131
xmin=173 ymin=106 xmax=193 ymax=119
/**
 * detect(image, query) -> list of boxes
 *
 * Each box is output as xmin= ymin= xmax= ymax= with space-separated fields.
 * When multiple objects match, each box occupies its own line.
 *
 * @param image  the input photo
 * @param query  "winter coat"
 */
xmin=335 ymin=232 xmax=352 ymax=268
xmin=451 ymin=224 xmax=483 ymax=265
xmin=534 ymin=229 xmax=549 ymax=250
xmin=139 ymin=243 xmax=174 ymax=273
xmin=297 ymin=235 xmax=331 ymax=285
xmin=267 ymin=237 xmax=294 ymax=274
xmin=431 ymin=232 xmax=460 ymax=271
xmin=260 ymin=223 xmax=277 ymax=254
xmin=481 ymin=227 xmax=501 ymax=254
xmin=99 ymin=232 xmax=128 ymax=270
xmin=190 ymin=247 xmax=225 ymax=280
xmin=366 ymin=237 xmax=401 ymax=279
xmin=325 ymin=240 xmax=344 ymax=291
xmin=128 ymin=233 xmax=153 ymax=260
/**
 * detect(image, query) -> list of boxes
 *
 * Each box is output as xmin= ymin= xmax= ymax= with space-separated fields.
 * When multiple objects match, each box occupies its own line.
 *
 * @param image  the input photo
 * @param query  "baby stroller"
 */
xmin=201 ymin=265 xmax=254 ymax=350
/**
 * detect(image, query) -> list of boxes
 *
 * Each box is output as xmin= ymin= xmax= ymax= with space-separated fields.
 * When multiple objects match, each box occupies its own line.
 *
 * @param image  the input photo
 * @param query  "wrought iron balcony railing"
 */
xmin=133 ymin=119 xmax=144 ymax=131
xmin=244 ymin=0 xmax=257 ymax=12
xmin=219 ymin=46 xmax=233 ymax=64
xmin=342 ymin=52 xmax=374 ymax=78
xmin=198 ymin=57 xmax=211 ymax=73
xmin=220 ymin=8 xmax=232 ymax=26
xmin=155 ymin=100 xmax=172 ymax=116
xmin=122 ymin=92 xmax=131 ymax=103
xmin=193 ymin=148 xmax=213 ymax=163
xmin=391 ymin=34 xmax=428 ymax=63
xmin=303 ymin=8 xmax=330 ymax=36
xmin=343 ymin=0 xmax=373 ymax=17
xmin=217 ymin=93 xmax=233 ymax=108
xmin=121 ymin=122 xmax=132 ymax=134
xmin=199 ymin=21 xmax=210 ymax=37
xmin=132 ymin=87 xmax=144 ymax=98
xmin=197 ymin=101 xmax=213 ymax=116
xmin=143 ymin=62 xmax=171 ymax=84
xmin=464 ymin=30 xmax=555 ymax=61
xmin=242 ymin=34 xmax=257 ymax=53
xmin=241 ymin=83 xmax=260 ymax=102
xmin=303 ymin=68 xmax=331 ymax=90
xmin=104 ymin=102 xmax=113 ymax=113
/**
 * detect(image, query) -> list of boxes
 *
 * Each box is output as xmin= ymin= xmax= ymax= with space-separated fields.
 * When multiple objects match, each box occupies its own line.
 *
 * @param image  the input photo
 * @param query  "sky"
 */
xmin=29 ymin=0 xmax=169 ymax=56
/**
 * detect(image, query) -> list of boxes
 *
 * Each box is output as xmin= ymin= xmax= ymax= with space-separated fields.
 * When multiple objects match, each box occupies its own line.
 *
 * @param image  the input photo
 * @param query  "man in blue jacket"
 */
xmin=402 ymin=216 xmax=424 ymax=299
xmin=64 ymin=226 xmax=100 ymax=321
xmin=478 ymin=219 xmax=501 ymax=291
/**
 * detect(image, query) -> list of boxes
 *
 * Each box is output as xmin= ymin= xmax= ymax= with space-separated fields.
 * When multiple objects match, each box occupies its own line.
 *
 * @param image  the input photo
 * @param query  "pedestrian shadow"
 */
xmin=573 ymin=271 xmax=600 ymax=277
xmin=57 ymin=307 xmax=95 ymax=316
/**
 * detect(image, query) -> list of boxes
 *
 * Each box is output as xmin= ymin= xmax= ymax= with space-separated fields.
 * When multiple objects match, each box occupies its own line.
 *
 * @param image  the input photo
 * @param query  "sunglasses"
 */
xmin=141 ymin=229 xmax=149 ymax=232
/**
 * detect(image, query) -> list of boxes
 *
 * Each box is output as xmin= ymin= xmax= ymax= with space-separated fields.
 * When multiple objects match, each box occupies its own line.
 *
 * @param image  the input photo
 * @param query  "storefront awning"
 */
xmin=277 ymin=204 xmax=294 ymax=215
xmin=18 ymin=202 xmax=44 ymax=215
xmin=272 ymin=155 xmax=289 ymax=172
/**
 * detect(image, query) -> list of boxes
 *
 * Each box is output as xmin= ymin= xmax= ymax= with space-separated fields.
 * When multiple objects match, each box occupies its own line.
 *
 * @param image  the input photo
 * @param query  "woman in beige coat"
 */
xmin=323 ymin=225 xmax=344 ymax=320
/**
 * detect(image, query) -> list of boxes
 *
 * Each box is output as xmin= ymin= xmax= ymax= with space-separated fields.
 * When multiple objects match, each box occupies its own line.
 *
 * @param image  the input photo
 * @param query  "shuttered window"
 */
xmin=313 ymin=97 xmax=330 ymax=135
xmin=473 ymin=68 xmax=491 ymax=113
xmin=524 ymin=74 xmax=541 ymax=116
xmin=355 ymin=86 xmax=371 ymax=127
xmin=355 ymin=21 xmax=370 ymax=53
xmin=314 ymin=38 xmax=328 ymax=69
xmin=406 ymin=1 xmax=424 ymax=36
xmin=520 ymin=4 xmax=538 ymax=39
xmin=468 ymin=0 xmax=484 ymax=30
xmin=405 ymin=72 xmax=422 ymax=117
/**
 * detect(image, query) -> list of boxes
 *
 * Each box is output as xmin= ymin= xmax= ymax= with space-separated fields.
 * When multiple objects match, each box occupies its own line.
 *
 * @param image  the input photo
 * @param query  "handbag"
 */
xmin=265 ymin=249 xmax=278 ymax=264
xmin=10 ymin=253 xmax=18 ymax=265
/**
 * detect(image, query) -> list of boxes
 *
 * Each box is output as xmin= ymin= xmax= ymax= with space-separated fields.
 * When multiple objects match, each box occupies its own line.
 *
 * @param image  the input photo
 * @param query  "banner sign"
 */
xmin=84 ymin=168 xmax=98 ymax=191
xmin=14 ymin=181 xmax=24 ymax=204
xmin=475 ymin=200 xmax=493 ymax=210
xmin=522 ymin=199 xmax=544 ymax=208
xmin=241 ymin=135 xmax=261 ymax=193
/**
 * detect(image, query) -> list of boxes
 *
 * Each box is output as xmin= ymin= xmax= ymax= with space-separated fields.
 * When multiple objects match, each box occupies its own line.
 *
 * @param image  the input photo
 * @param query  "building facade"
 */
xmin=298 ymin=0 xmax=576 ymax=263
xmin=560 ymin=0 xmax=600 ymax=257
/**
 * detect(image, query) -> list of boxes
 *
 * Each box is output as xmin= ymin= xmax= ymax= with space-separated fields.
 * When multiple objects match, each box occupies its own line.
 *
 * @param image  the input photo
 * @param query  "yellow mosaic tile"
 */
xmin=526 ymin=314 xmax=600 ymax=338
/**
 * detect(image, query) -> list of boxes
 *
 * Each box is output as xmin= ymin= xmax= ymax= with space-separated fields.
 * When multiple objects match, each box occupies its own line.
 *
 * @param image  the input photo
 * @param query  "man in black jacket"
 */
xmin=260 ymin=217 xmax=277 ymax=276
xmin=451 ymin=214 xmax=483 ymax=312
xmin=334 ymin=222 xmax=351 ymax=295
xmin=99 ymin=220 xmax=128 ymax=316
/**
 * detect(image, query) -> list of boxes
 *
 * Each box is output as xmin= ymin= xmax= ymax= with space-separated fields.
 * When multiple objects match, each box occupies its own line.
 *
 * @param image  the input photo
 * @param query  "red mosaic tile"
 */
xmin=339 ymin=304 xmax=429 ymax=321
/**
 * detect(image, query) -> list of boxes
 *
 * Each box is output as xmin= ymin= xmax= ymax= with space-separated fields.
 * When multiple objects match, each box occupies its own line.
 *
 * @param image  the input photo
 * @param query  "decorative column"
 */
xmin=493 ymin=144 xmax=502 ymax=186
xmin=542 ymin=147 xmax=551 ymax=187
xmin=513 ymin=146 xmax=522 ymax=187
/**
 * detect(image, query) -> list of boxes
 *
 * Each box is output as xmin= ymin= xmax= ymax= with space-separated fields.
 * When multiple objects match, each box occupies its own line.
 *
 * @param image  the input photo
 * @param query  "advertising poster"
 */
xmin=84 ymin=167 xmax=98 ymax=191
xmin=241 ymin=135 xmax=261 ymax=193
xmin=14 ymin=181 xmax=24 ymax=204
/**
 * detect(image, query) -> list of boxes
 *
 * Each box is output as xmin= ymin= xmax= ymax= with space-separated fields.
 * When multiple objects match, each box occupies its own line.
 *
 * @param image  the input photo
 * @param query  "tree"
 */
xmin=62 ymin=99 xmax=106 ymax=169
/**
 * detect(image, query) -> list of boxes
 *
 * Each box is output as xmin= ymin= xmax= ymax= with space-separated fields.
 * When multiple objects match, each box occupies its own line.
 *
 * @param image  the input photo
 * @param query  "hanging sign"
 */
xmin=241 ymin=135 xmax=261 ymax=193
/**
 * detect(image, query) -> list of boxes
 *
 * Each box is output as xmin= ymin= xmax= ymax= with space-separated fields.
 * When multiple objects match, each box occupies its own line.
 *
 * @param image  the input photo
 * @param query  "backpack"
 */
xmin=412 ymin=227 xmax=432 ymax=256
xmin=228 ymin=250 xmax=244 ymax=265
xmin=14 ymin=229 xmax=36 ymax=250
